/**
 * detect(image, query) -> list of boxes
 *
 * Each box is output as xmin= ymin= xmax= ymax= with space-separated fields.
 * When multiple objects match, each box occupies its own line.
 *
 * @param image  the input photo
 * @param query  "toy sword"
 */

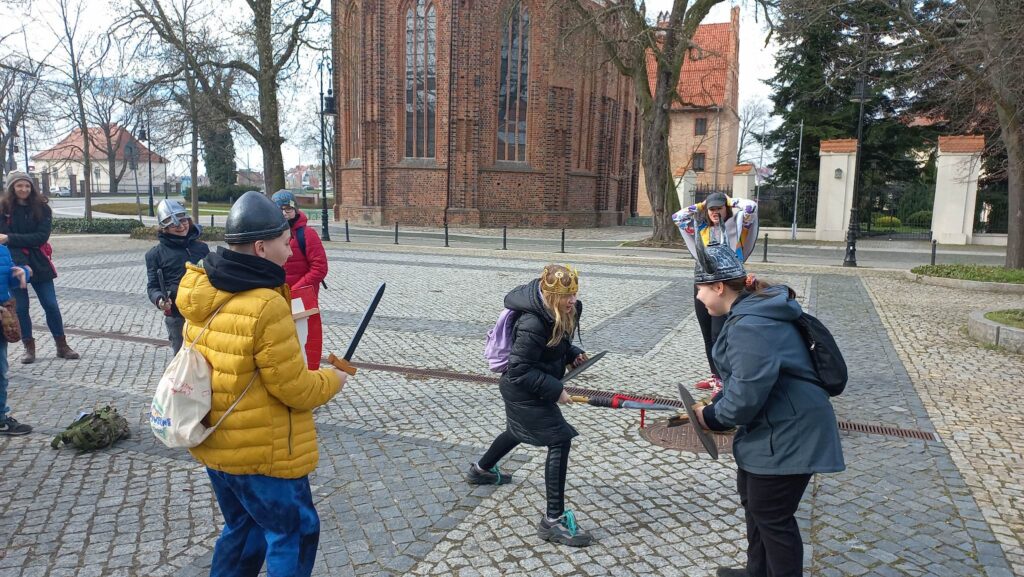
xmin=157 ymin=270 xmax=171 ymax=316
xmin=678 ymin=383 xmax=720 ymax=460
xmin=561 ymin=350 xmax=607 ymax=383
xmin=327 ymin=282 xmax=386 ymax=376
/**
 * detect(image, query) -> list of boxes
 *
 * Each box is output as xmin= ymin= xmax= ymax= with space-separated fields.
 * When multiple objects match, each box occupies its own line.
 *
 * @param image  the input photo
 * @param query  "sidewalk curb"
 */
xmin=968 ymin=309 xmax=1024 ymax=354
xmin=902 ymin=271 xmax=1024 ymax=295
xmin=323 ymin=241 xmax=909 ymax=276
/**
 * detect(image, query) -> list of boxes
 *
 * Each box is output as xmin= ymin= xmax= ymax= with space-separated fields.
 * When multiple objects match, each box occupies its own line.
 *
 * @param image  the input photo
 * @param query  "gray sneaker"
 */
xmin=537 ymin=510 xmax=592 ymax=547
xmin=0 ymin=416 xmax=32 ymax=436
xmin=466 ymin=463 xmax=513 ymax=485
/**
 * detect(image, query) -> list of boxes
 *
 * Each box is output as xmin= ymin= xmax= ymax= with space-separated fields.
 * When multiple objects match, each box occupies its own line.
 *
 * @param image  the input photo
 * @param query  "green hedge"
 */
xmin=906 ymin=210 xmax=932 ymax=227
xmin=872 ymin=215 xmax=902 ymax=228
xmin=129 ymin=225 xmax=225 ymax=241
xmin=911 ymin=264 xmax=1024 ymax=284
xmin=183 ymin=184 xmax=257 ymax=204
xmin=52 ymin=218 xmax=143 ymax=234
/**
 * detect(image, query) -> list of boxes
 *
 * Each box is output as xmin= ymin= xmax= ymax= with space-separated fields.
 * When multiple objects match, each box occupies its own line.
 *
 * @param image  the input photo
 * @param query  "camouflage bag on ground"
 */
xmin=50 ymin=406 xmax=131 ymax=451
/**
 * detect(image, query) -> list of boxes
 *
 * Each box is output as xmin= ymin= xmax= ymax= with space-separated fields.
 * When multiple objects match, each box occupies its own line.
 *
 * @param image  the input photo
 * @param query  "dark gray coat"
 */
xmin=705 ymin=286 xmax=845 ymax=476
xmin=499 ymin=279 xmax=583 ymax=447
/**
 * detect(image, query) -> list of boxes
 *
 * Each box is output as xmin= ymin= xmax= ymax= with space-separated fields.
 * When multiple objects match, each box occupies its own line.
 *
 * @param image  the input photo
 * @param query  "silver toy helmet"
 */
xmin=156 ymin=199 xmax=189 ymax=229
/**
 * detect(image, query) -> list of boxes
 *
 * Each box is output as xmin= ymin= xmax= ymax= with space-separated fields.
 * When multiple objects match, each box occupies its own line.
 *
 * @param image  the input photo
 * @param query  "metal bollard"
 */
xmin=345 ymin=219 xmax=350 ymax=242
xmin=394 ymin=221 xmax=399 ymax=245
xmin=762 ymin=233 xmax=768 ymax=263
xmin=931 ymin=239 xmax=937 ymax=266
xmin=502 ymin=226 xmax=507 ymax=250
xmin=210 ymin=214 xmax=214 ymax=227
xmin=560 ymin=228 xmax=566 ymax=253
xmin=444 ymin=222 xmax=449 ymax=247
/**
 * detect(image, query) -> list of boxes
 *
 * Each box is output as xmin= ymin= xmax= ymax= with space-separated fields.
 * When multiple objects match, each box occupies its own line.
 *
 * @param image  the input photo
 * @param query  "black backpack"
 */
xmin=793 ymin=313 xmax=848 ymax=396
xmin=727 ymin=312 xmax=848 ymax=396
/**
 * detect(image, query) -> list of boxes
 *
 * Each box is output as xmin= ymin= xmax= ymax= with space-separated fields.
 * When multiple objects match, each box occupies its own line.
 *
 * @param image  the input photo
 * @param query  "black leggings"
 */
xmin=478 ymin=431 xmax=572 ymax=519
xmin=694 ymin=284 xmax=726 ymax=377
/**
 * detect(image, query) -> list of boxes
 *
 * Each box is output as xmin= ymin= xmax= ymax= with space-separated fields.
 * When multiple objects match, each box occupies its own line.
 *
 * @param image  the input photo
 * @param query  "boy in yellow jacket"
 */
xmin=176 ymin=191 xmax=346 ymax=577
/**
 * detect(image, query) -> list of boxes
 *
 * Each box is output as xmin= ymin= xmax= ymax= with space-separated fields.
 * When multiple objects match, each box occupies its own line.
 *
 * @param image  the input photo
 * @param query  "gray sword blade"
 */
xmin=678 ymin=384 xmax=720 ymax=460
xmin=344 ymin=283 xmax=386 ymax=361
xmin=561 ymin=350 xmax=607 ymax=383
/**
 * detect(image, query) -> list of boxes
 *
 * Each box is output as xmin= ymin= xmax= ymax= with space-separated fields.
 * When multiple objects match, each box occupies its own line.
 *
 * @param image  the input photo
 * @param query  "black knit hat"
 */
xmin=224 ymin=191 xmax=289 ymax=244
xmin=693 ymin=240 xmax=746 ymax=284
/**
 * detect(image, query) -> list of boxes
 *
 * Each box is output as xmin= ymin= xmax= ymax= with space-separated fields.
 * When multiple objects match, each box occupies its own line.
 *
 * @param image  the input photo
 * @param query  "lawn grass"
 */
xmin=910 ymin=264 xmax=1024 ymax=284
xmin=985 ymin=309 xmax=1024 ymax=330
xmin=93 ymin=202 xmax=233 ymax=216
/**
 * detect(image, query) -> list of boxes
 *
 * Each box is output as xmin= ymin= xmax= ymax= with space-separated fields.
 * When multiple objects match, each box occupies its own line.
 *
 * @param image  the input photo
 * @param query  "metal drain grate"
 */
xmin=53 ymin=328 xmax=941 ymax=443
xmin=837 ymin=421 xmax=938 ymax=441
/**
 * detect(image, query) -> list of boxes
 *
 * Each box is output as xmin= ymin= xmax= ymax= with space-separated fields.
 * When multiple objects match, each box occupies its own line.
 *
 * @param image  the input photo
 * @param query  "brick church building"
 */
xmin=331 ymin=1 xmax=640 ymax=227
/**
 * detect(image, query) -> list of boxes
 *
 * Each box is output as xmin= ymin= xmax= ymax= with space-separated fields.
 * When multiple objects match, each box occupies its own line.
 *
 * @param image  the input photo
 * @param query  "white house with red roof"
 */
xmin=32 ymin=125 xmax=169 ymax=195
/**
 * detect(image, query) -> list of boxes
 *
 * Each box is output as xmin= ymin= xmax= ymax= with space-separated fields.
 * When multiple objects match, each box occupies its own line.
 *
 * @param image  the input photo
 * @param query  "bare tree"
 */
xmin=779 ymin=0 xmax=1024 ymax=268
xmin=736 ymin=99 xmax=770 ymax=166
xmin=560 ymin=0 xmax=774 ymax=242
xmin=47 ymin=0 xmax=113 ymax=221
xmin=127 ymin=0 xmax=327 ymax=192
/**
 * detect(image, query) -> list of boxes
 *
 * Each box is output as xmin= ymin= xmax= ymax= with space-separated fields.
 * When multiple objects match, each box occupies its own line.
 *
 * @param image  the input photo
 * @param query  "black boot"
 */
xmin=716 ymin=568 xmax=748 ymax=577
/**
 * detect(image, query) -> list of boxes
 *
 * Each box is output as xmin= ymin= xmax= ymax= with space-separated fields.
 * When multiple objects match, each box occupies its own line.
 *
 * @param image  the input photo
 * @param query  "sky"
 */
xmin=2 ymin=1 xmax=779 ymax=178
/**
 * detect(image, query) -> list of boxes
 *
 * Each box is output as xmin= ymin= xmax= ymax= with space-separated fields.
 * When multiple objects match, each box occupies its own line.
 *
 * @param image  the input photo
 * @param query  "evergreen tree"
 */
xmin=764 ymin=4 xmax=932 ymax=220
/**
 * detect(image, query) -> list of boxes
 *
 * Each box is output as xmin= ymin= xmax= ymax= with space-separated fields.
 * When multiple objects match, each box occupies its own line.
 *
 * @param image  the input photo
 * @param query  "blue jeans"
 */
xmin=207 ymin=469 xmax=321 ymax=577
xmin=0 ymin=340 xmax=9 ymax=418
xmin=13 ymin=280 xmax=65 ymax=341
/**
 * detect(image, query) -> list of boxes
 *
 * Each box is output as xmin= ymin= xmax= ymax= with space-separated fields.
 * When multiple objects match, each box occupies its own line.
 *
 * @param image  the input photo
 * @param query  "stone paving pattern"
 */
xmin=0 ymin=237 xmax=1020 ymax=576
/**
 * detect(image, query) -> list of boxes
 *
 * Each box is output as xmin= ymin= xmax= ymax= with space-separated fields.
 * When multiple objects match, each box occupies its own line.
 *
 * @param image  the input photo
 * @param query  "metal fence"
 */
xmin=690 ymin=183 xmax=733 ymax=206
xmin=756 ymin=184 xmax=818 ymax=228
xmin=856 ymin=181 xmax=933 ymax=240
xmin=974 ymin=184 xmax=1009 ymax=234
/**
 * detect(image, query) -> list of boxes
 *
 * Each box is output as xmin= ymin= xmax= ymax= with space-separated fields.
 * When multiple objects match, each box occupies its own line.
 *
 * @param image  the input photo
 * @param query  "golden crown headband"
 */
xmin=540 ymin=265 xmax=579 ymax=295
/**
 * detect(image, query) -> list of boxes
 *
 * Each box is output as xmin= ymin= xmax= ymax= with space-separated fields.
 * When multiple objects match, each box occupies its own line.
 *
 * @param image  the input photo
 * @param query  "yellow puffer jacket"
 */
xmin=175 ymin=261 xmax=341 ymax=479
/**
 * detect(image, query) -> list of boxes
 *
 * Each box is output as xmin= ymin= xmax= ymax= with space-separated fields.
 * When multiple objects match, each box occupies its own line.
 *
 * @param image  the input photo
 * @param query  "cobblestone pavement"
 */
xmin=0 ymin=236 xmax=1020 ymax=576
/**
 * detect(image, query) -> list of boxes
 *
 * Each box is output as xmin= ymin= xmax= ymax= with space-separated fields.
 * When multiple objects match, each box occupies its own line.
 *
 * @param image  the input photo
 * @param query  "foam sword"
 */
xmin=326 ymin=282 xmax=386 ymax=376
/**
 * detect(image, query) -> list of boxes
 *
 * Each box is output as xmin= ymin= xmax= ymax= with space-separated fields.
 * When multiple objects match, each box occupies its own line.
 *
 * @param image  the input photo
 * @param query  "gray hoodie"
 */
xmin=704 ymin=285 xmax=845 ymax=476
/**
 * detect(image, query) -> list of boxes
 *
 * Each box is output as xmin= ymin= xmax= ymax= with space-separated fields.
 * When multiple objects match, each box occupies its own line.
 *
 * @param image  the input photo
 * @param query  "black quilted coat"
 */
xmin=499 ymin=279 xmax=584 ymax=446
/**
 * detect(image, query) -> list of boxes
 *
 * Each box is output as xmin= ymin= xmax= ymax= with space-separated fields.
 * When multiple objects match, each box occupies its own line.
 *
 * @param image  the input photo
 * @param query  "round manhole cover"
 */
xmin=640 ymin=419 xmax=734 ymax=455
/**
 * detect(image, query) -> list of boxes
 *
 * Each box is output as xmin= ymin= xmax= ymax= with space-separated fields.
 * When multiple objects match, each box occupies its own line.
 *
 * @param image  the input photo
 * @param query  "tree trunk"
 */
xmin=641 ymin=71 xmax=681 ymax=243
xmin=996 ymin=102 xmax=1024 ymax=268
xmin=253 ymin=0 xmax=286 ymax=192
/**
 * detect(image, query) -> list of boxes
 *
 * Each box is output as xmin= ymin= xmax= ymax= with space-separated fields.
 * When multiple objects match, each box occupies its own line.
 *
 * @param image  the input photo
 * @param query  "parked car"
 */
xmin=49 ymin=186 xmax=71 ymax=197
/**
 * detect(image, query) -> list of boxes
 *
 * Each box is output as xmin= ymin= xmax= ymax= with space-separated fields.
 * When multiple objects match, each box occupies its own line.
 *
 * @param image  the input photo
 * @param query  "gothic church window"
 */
xmin=405 ymin=0 xmax=436 ymax=158
xmin=497 ymin=4 xmax=530 ymax=162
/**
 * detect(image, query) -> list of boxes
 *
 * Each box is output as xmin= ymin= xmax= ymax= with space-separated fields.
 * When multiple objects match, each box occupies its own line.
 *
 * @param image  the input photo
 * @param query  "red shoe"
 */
xmin=695 ymin=375 xmax=718 ymax=390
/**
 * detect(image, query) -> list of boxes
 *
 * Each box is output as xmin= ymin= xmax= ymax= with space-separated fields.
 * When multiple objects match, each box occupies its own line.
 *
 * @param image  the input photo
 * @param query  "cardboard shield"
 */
xmin=291 ymin=284 xmax=322 ymax=370
xmin=678 ymin=384 xmax=720 ymax=460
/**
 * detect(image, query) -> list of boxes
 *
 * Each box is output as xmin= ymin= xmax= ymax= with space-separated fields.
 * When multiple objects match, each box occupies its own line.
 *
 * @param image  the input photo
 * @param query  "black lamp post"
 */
xmin=843 ymin=75 xmax=868 ymax=267
xmin=317 ymin=53 xmax=335 ymax=242
xmin=138 ymin=118 xmax=155 ymax=216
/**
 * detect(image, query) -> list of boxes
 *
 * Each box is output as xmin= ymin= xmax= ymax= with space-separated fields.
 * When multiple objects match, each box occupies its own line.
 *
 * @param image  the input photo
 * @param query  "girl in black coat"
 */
xmin=468 ymin=264 xmax=592 ymax=547
xmin=0 ymin=172 xmax=79 ymax=363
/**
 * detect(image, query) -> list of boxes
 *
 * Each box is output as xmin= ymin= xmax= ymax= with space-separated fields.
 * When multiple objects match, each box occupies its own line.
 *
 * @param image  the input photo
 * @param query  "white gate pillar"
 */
xmin=932 ymin=135 xmax=984 ymax=245
xmin=815 ymin=139 xmax=858 ymax=241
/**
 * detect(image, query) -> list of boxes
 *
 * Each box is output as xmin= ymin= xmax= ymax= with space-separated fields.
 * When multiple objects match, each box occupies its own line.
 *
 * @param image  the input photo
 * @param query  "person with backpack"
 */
xmin=271 ymin=190 xmax=328 ymax=296
xmin=468 ymin=264 xmax=594 ymax=548
xmin=175 ymin=191 xmax=347 ymax=577
xmin=673 ymin=192 xmax=758 ymax=394
xmin=0 ymin=241 xmax=30 ymax=435
xmin=687 ymin=241 xmax=844 ymax=577
xmin=145 ymin=199 xmax=210 ymax=353
xmin=0 ymin=171 xmax=80 ymax=363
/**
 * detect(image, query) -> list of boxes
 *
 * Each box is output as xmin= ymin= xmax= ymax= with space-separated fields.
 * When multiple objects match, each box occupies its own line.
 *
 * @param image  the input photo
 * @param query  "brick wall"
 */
xmin=332 ymin=0 xmax=639 ymax=228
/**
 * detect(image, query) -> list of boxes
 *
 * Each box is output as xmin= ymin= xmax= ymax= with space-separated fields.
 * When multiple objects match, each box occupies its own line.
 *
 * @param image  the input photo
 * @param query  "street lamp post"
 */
xmin=843 ymin=75 xmax=868 ymax=267
xmin=317 ymin=54 xmax=335 ymax=242
xmin=138 ymin=117 xmax=155 ymax=215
